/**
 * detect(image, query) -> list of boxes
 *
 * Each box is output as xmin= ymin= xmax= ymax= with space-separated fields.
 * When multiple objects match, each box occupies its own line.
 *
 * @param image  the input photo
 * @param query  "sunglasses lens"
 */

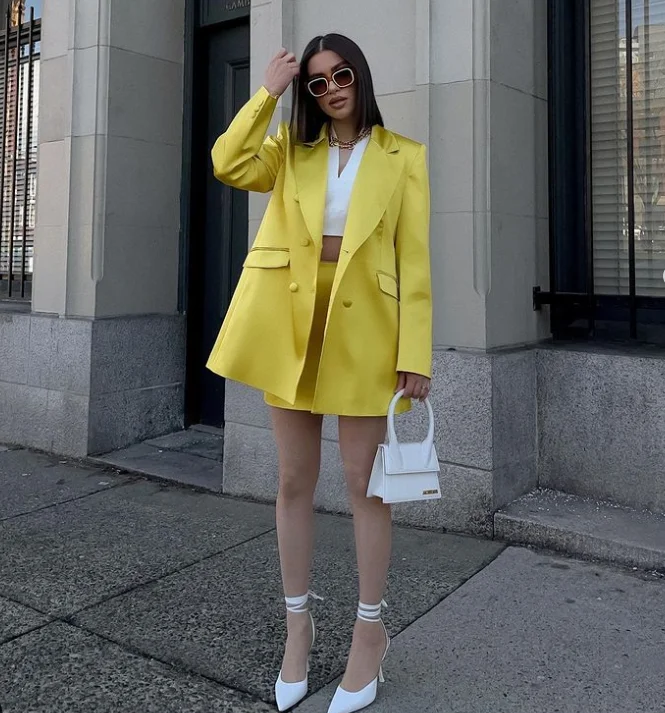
xmin=334 ymin=68 xmax=354 ymax=87
xmin=308 ymin=78 xmax=328 ymax=97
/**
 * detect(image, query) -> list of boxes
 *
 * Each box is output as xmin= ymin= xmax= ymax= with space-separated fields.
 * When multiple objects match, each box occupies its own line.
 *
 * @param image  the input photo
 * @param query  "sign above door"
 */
xmin=199 ymin=0 xmax=250 ymax=27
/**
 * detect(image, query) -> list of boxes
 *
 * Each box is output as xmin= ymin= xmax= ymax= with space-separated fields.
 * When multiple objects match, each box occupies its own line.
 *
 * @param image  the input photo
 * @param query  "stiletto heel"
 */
xmin=275 ymin=590 xmax=322 ymax=712
xmin=326 ymin=600 xmax=390 ymax=713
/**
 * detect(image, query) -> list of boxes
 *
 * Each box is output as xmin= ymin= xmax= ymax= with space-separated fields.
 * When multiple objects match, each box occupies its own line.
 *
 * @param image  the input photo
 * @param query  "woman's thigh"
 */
xmin=270 ymin=407 xmax=324 ymax=494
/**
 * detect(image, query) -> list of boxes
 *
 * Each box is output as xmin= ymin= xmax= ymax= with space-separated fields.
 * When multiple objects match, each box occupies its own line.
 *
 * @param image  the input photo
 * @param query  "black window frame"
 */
xmin=537 ymin=0 xmax=665 ymax=344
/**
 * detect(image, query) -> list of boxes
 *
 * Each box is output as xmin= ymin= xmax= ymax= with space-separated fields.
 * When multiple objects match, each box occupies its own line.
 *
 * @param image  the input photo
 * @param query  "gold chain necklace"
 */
xmin=329 ymin=126 xmax=371 ymax=150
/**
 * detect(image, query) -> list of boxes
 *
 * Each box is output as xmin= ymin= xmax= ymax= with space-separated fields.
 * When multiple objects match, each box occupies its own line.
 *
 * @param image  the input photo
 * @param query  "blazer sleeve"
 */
xmin=211 ymin=86 xmax=286 ymax=193
xmin=395 ymin=144 xmax=433 ymax=379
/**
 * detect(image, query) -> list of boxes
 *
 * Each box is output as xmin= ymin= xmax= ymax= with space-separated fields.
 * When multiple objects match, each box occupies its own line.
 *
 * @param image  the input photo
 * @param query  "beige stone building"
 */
xmin=1 ymin=0 xmax=663 ymax=552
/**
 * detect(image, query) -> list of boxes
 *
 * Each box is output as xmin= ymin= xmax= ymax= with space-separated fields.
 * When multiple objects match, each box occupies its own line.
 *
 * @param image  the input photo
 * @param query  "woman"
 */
xmin=207 ymin=33 xmax=432 ymax=713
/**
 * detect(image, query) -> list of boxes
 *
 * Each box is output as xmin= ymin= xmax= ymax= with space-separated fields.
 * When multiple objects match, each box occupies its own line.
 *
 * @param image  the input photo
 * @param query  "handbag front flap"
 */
xmin=383 ymin=441 xmax=439 ymax=475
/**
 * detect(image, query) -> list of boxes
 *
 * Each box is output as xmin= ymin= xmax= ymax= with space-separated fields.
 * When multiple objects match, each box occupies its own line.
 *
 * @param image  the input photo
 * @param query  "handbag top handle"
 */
xmin=387 ymin=389 xmax=435 ymax=454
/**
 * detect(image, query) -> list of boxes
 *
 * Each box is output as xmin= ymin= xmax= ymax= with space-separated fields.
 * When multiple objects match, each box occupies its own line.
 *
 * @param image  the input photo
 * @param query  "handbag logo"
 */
xmin=422 ymin=489 xmax=439 ymax=496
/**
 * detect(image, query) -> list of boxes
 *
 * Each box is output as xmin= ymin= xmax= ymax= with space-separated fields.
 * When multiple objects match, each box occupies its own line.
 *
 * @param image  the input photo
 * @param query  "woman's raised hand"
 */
xmin=264 ymin=48 xmax=300 ymax=98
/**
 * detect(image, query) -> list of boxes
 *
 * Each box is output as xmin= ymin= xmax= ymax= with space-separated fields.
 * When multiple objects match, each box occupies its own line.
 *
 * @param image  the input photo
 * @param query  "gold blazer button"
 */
xmin=301 ymin=238 xmax=310 ymax=247
xmin=289 ymin=282 xmax=299 ymax=293
xmin=343 ymin=299 xmax=353 ymax=308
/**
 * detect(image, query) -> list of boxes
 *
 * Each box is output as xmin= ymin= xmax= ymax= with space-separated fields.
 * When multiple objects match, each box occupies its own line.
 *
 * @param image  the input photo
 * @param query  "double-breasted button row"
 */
xmin=288 ymin=281 xmax=351 ymax=307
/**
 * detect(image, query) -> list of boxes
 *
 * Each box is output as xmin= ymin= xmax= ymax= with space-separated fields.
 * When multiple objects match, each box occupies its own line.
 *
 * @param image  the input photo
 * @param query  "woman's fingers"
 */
xmin=398 ymin=372 xmax=431 ymax=401
xmin=265 ymin=49 xmax=300 ymax=98
xmin=403 ymin=373 xmax=416 ymax=399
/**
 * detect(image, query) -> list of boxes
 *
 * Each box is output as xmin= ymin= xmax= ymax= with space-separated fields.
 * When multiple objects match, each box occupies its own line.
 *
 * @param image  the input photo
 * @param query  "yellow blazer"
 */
xmin=206 ymin=86 xmax=432 ymax=416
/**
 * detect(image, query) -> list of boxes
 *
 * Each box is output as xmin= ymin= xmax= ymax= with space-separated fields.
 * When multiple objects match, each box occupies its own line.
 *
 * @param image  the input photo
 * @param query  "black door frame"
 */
xmin=179 ymin=0 xmax=250 ymax=427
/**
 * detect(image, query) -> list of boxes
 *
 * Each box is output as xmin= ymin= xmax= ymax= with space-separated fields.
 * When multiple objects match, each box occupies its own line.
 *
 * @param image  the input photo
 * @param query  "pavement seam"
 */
xmin=0 ymin=523 xmax=276 ymax=624
xmin=498 ymin=541 xmax=665 ymax=579
xmin=0 ymin=590 xmax=53 ymax=618
xmin=83 ymin=457 xmax=228 ymax=495
xmin=0 ymin=478 xmax=136 ymax=523
xmin=129 ymin=442 xmax=223 ymax=463
xmin=59 ymin=524 xmax=278 ymax=620
xmin=0 ymin=619 xmax=55 ymax=648
xmin=0 ymin=521 xmax=281 ymax=706
xmin=91 ymin=445 xmax=223 ymax=471
xmin=47 ymin=617 xmax=275 ymax=707
xmin=387 ymin=544 xmax=507 ymax=645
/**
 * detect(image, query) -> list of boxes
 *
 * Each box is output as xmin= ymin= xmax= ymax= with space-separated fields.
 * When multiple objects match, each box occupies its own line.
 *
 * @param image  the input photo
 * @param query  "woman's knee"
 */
xmin=344 ymin=463 xmax=371 ymax=503
xmin=338 ymin=416 xmax=386 ymax=505
xmin=278 ymin=466 xmax=318 ymax=502
xmin=271 ymin=409 xmax=322 ymax=503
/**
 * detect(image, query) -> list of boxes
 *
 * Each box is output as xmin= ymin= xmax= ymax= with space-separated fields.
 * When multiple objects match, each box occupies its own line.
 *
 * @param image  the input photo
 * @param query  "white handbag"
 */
xmin=366 ymin=389 xmax=442 ymax=504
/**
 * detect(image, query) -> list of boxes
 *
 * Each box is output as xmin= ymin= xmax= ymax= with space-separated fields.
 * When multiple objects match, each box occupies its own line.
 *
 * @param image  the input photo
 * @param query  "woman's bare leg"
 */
xmin=338 ymin=415 xmax=391 ymax=692
xmin=271 ymin=406 xmax=323 ymax=683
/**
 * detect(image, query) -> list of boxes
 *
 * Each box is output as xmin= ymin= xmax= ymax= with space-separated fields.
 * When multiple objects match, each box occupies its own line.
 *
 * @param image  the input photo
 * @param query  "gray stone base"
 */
xmin=538 ymin=346 xmax=665 ymax=512
xmin=222 ymin=349 xmax=538 ymax=536
xmin=0 ymin=311 xmax=185 ymax=457
xmin=93 ymin=429 xmax=223 ymax=491
xmin=495 ymin=489 xmax=665 ymax=570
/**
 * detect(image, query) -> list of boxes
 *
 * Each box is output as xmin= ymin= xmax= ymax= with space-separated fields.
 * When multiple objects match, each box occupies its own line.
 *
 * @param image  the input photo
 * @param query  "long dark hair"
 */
xmin=290 ymin=33 xmax=384 ymax=144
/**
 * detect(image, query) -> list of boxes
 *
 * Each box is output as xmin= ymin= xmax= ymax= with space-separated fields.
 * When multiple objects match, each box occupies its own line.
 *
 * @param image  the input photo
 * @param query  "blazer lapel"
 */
xmin=294 ymin=127 xmax=328 ymax=246
xmin=342 ymin=126 xmax=401 ymax=257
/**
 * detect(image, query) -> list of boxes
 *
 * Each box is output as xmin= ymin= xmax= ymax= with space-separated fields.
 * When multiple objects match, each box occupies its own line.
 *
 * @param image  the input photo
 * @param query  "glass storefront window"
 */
xmin=591 ymin=0 xmax=665 ymax=296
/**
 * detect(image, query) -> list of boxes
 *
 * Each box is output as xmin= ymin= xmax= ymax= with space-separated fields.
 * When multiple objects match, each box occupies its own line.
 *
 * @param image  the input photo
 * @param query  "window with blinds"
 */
xmin=591 ymin=0 xmax=665 ymax=296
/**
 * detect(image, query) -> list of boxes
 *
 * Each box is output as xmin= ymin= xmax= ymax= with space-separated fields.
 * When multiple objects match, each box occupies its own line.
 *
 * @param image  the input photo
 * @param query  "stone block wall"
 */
xmin=0 ymin=312 xmax=185 ymax=456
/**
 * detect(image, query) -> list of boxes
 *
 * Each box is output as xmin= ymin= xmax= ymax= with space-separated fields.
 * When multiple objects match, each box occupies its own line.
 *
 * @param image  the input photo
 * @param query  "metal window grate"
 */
xmin=539 ymin=0 xmax=665 ymax=344
xmin=0 ymin=6 xmax=40 ymax=302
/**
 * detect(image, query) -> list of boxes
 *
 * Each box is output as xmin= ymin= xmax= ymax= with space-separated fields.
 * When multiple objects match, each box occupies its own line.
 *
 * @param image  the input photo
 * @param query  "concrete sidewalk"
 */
xmin=0 ymin=447 xmax=663 ymax=713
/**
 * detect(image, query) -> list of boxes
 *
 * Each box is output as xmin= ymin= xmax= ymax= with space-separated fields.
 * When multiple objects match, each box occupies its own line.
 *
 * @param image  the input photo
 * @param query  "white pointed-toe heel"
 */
xmin=275 ymin=591 xmax=322 ymax=712
xmin=326 ymin=600 xmax=390 ymax=713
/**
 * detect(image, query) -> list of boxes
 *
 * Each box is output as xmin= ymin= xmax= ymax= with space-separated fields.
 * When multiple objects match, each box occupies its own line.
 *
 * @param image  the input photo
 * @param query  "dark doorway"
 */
xmin=183 ymin=6 xmax=250 ymax=428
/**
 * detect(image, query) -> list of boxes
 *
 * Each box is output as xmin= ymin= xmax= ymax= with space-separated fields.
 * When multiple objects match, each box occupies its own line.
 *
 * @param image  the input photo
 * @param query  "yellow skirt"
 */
xmin=265 ymin=261 xmax=337 ymax=412
xmin=264 ymin=261 xmax=410 ymax=416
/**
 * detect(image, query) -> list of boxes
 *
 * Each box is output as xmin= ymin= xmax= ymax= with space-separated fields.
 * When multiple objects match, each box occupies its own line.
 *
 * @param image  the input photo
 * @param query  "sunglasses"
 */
xmin=307 ymin=67 xmax=355 ymax=98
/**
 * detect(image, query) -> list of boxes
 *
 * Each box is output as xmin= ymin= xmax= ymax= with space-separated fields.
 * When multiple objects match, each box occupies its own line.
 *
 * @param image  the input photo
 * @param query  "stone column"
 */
xmin=422 ymin=0 xmax=546 ymax=532
xmin=35 ymin=0 xmax=185 ymax=317
xmin=486 ymin=0 xmax=549 ymax=348
xmin=3 ymin=0 xmax=187 ymax=455
xmin=429 ymin=0 xmax=548 ymax=351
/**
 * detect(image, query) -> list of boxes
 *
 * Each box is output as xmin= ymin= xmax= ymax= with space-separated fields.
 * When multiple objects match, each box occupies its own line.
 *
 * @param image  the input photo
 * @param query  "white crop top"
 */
xmin=322 ymin=135 xmax=371 ymax=236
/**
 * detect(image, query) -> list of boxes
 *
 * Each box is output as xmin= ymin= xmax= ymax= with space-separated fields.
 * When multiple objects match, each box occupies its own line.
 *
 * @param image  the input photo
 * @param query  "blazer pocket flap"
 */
xmin=244 ymin=249 xmax=290 ymax=269
xmin=377 ymin=272 xmax=399 ymax=300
